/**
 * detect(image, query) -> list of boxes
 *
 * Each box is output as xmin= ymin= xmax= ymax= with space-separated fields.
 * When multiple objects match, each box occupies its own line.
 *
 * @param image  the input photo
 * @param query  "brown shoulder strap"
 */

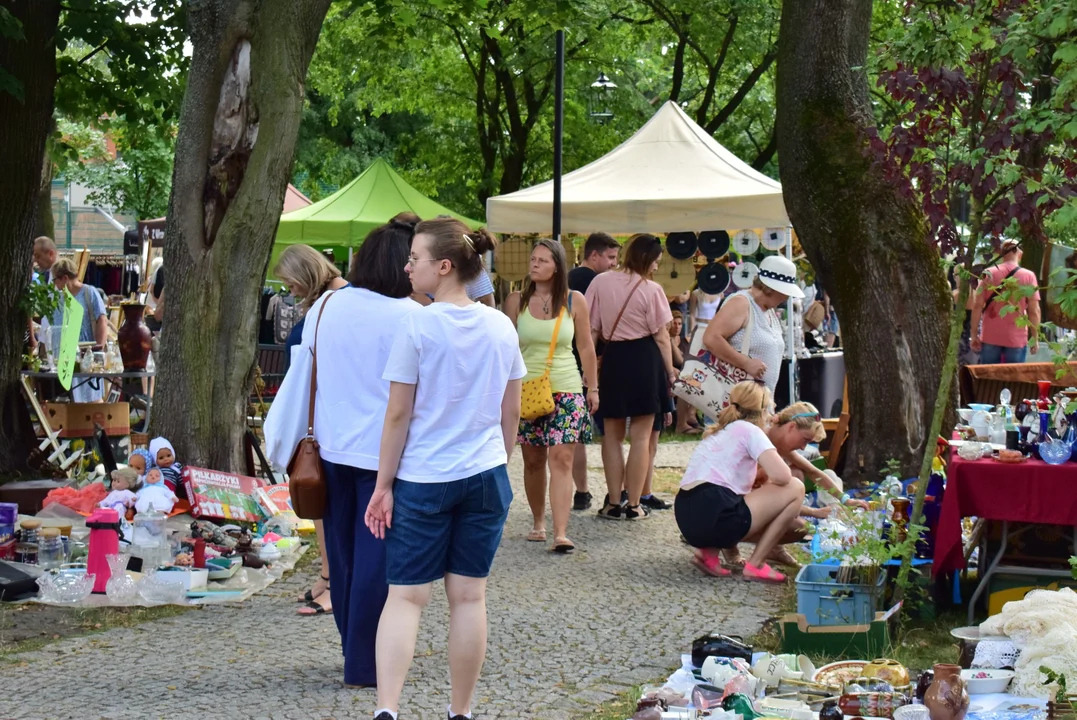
xmin=604 ymin=277 xmax=646 ymax=342
xmin=306 ymin=291 xmax=338 ymax=436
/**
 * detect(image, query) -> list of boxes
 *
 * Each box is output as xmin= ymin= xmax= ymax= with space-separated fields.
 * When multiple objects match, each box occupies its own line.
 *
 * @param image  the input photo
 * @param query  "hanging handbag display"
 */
xmin=596 ymin=277 xmax=645 ymax=372
xmin=672 ymin=298 xmax=755 ymax=420
xmin=286 ymin=291 xmax=337 ymax=520
xmin=521 ymin=307 xmax=566 ymax=421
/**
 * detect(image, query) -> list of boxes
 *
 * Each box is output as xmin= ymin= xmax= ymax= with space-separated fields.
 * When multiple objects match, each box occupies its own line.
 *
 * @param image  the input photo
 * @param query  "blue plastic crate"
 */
xmin=795 ymin=564 xmax=885 ymax=626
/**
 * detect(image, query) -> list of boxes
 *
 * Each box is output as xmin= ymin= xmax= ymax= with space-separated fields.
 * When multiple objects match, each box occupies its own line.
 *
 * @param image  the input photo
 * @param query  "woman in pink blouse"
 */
xmin=674 ymin=381 xmax=807 ymax=583
xmin=585 ymin=233 xmax=675 ymax=521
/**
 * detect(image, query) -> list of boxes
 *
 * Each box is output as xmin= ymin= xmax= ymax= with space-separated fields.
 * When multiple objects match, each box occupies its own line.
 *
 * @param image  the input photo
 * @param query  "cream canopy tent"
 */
xmin=485 ymin=101 xmax=788 ymax=233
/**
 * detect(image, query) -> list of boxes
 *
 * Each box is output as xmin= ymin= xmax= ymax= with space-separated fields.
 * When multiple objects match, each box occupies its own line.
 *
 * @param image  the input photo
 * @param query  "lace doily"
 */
xmin=973 ymin=638 xmax=1020 ymax=669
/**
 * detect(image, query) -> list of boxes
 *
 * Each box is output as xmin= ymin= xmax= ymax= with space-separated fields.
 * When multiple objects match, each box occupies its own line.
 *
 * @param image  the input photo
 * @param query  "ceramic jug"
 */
xmin=923 ymin=664 xmax=969 ymax=720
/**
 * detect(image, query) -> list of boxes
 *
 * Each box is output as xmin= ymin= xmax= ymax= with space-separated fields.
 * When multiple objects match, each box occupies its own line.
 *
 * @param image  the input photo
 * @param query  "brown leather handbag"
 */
xmin=287 ymin=292 xmax=336 ymax=519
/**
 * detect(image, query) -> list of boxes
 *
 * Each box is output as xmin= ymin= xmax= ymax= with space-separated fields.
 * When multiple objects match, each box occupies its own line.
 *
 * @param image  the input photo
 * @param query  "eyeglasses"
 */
xmin=407 ymin=255 xmax=438 ymax=266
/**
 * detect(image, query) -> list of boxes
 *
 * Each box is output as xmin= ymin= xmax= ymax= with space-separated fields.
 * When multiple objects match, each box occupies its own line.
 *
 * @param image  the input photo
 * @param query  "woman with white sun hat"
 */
xmin=700 ymin=255 xmax=804 ymax=395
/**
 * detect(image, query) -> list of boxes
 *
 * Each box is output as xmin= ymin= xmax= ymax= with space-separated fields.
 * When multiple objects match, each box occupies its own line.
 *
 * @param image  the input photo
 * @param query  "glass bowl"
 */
xmin=1039 ymin=439 xmax=1072 ymax=465
xmin=137 ymin=571 xmax=186 ymax=604
xmin=36 ymin=570 xmax=95 ymax=604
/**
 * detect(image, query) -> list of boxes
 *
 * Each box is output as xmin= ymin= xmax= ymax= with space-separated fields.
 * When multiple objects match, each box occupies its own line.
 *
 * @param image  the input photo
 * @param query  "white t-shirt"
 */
xmin=679 ymin=420 xmax=775 ymax=495
xmin=384 ymin=302 xmax=527 ymax=483
xmin=305 ymin=288 xmax=422 ymax=469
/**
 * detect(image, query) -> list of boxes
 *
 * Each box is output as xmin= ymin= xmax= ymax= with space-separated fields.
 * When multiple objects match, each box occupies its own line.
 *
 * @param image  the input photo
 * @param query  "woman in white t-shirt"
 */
xmin=674 ymin=381 xmax=807 ymax=583
xmin=365 ymin=218 xmax=525 ymax=720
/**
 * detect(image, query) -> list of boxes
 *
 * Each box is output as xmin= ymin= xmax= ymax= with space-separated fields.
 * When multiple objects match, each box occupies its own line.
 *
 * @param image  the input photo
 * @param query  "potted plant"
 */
xmin=802 ymin=486 xmax=926 ymax=626
xmin=1041 ymin=667 xmax=1077 ymax=720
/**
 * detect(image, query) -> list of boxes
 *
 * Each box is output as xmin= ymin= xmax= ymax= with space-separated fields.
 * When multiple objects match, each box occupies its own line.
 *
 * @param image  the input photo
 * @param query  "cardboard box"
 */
xmin=182 ymin=467 xmax=265 ymax=522
xmin=779 ymin=604 xmax=899 ymax=657
xmin=41 ymin=402 xmax=130 ymax=438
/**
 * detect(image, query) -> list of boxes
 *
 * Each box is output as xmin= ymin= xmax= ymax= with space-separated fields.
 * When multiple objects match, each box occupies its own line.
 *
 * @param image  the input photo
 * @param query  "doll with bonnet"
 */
xmin=135 ymin=467 xmax=177 ymax=513
xmin=148 ymin=438 xmax=183 ymax=492
xmin=128 ymin=448 xmax=152 ymax=479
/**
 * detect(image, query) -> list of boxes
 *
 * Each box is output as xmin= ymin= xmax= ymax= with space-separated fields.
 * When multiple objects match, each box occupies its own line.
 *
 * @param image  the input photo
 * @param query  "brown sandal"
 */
xmin=551 ymin=537 xmax=575 ymax=554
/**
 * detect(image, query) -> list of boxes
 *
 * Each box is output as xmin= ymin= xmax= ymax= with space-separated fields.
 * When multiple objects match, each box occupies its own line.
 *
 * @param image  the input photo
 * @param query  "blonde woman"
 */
xmin=274 ymin=244 xmax=349 ymax=366
xmin=674 ymin=381 xmax=806 ymax=583
xmin=271 ymin=244 xmax=348 ymax=617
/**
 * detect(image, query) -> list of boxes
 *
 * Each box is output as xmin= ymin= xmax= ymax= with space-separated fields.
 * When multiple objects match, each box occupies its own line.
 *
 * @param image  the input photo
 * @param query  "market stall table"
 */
xmin=935 ymin=452 xmax=1077 ymax=623
xmin=20 ymin=370 xmax=156 ymax=476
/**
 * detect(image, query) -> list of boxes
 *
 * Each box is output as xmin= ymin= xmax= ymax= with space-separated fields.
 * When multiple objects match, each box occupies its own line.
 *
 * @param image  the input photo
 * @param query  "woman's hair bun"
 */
xmin=469 ymin=227 xmax=498 ymax=255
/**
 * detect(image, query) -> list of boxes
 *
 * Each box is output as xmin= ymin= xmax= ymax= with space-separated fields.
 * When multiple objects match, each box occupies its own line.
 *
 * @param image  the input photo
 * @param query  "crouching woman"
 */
xmin=673 ymin=381 xmax=805 ymax=583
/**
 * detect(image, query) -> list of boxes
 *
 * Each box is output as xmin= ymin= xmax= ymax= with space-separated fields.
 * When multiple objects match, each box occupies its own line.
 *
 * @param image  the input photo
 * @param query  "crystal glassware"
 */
xmin=104 ymin=553 xmax=137 ymax=602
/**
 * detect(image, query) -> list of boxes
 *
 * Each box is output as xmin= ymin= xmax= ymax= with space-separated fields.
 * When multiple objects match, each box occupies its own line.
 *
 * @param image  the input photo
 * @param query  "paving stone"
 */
xmin=0 ymin=443 xmax=779 ymax=719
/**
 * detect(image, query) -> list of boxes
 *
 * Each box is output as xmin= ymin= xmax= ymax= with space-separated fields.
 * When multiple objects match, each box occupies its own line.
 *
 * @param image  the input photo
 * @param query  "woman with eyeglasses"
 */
xmin=365 ymin=217 xmax=524 ymax=720
xmin=674 ymin=381 xmax=809 ymax=583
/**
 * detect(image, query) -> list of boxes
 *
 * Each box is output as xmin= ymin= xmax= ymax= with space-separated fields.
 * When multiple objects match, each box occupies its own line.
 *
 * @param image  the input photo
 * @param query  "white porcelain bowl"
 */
xmin=961 ymin=668 xmax=1014 ymax=694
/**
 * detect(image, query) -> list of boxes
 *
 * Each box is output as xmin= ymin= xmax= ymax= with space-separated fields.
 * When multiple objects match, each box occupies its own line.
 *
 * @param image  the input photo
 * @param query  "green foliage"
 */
xmin=1070 ymin=555 xmax=1077 ymax=580
xmin=61 ymin=115 xmax=175 ymax=218
xmin=1041 ymin=665 xmax=1077 ymax=707
xmin=19 ymin=280 xmax=63 ymax=322
xmin=295 ymin=0 xmax=783 ymax=217
xmin=0 ymin=5 xmax=25 ymax=101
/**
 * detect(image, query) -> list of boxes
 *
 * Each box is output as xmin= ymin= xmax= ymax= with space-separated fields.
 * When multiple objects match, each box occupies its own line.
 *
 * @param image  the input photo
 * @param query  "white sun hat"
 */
xmin=757 ymin=255 xmax=805 ymax=298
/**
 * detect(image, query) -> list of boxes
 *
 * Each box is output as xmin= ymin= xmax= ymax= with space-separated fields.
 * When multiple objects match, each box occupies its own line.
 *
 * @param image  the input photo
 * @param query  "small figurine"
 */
xmin=135 ymin=468 xmax=177 ymax=513
xmin=100 ymin=468 xmax=141 ymax=515
xmin=127 ymin=448 xmax=152 ymax=479
xmin=149 ymin=437 xmax=183 ymax=492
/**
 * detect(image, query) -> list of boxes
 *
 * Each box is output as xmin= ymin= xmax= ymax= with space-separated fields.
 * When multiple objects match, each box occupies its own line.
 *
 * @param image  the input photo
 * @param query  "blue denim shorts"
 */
xmin=385 ymin=465 xmax=513 ymax=585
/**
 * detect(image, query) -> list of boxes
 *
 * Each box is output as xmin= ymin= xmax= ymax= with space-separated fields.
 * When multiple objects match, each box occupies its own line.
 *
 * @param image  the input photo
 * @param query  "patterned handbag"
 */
xmin=672 ymin=302 xmax=755 ymax=420
xmin=520 ymin=308 xmax=565 ymax=421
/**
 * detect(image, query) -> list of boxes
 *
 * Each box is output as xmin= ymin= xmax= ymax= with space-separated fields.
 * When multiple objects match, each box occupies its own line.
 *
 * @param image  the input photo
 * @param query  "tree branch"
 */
xmin=751 ymin=125 xmax=778 ymax=170
xmin=695 ymin=16 xmax=739 ymax=126
xmin=704 ymin=44 xmax=776 ymax=134
xmin=77 ymin=41 xmax=109 ymax=65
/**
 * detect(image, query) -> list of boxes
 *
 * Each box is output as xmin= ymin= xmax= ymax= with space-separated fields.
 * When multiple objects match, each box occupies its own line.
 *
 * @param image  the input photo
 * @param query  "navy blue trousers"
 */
xmin=321 ymin=460 xmax=387 ymax=686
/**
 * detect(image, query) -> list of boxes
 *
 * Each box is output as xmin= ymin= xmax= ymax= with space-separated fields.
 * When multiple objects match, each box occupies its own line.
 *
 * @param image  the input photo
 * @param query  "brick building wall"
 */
xmin=49 ymin=180 xmax=137 ymax=255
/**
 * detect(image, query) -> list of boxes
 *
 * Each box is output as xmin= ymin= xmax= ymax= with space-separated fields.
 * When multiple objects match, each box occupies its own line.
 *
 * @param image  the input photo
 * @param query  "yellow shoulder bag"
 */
xmin=520 ymin=308 xmax=565 ymax=420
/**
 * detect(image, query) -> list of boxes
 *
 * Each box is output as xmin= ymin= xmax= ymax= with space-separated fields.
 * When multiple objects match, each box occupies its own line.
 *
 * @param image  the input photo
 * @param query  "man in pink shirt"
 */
xmin=970 ymin=240 xmax=1040 ymax=364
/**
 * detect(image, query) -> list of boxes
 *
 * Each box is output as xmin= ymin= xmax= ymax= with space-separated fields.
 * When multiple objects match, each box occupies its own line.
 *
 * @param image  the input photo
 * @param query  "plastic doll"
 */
xmin=149 ymin=437 xmax=183 ymax=492
xmin=135 ymin=468 xmax=177 ymax=513
xmin=101 ymin=468 xmax=141 ymax=515
xmin=128 ymin=448 xmax=151 ymax=476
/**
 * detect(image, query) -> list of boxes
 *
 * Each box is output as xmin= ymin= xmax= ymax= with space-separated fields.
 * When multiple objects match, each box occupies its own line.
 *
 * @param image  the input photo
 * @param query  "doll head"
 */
xmin=128 ymin=449 xmax=151 ymax=476
xmin=150 ymin=437 xmax=176 ymax=468
xmin=145 ymin=468 xmax=164 ymax=487
xmin=110 ymin=467 xmax=141 ymax=492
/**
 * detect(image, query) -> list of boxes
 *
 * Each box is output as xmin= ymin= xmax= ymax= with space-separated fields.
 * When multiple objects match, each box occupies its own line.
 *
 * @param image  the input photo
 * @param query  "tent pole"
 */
xmin=553 ymin=29 xmax=564 ymax=241
xmin=786 ymin=226 xmax=796 ymax=407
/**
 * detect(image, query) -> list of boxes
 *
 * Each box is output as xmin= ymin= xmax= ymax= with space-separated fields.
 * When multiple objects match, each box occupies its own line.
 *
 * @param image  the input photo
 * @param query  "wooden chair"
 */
xmin=822 ymin=377 xmax=850 ymax=470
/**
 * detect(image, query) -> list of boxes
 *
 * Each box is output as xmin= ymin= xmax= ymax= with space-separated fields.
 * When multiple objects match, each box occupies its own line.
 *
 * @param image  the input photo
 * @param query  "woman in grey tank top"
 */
xmin=700 ymin=256 xmax=804 ymax=394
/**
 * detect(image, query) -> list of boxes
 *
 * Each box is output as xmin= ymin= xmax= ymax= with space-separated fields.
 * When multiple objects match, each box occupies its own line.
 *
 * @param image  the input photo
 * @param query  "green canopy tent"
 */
xmin=272 ymin=157 xmax=482 ymax=274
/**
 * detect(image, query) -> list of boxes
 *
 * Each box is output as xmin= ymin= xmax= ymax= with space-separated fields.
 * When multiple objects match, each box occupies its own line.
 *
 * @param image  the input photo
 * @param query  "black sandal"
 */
xmin=299 ymin=574 xmax=329 ymax=604
xmin=624 ymin=504 xmax=650 ymax=521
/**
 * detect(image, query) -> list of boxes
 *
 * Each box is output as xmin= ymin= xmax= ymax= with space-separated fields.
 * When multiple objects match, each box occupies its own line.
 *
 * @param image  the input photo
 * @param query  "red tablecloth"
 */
xmin=933 ymin=452 xmax=1077 ymax=575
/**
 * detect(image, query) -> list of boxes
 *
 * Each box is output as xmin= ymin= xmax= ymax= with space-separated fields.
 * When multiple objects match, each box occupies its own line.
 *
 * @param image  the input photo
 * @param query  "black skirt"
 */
xmin=675 ymin=483 xmax=753 ymax=549
xmin=599 ymin=336 xmax=664 ymax=419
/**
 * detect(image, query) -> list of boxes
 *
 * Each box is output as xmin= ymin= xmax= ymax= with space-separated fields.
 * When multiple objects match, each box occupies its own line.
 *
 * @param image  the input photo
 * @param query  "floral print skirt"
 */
xmin=518 ymin=392 xmax=593 ymax=447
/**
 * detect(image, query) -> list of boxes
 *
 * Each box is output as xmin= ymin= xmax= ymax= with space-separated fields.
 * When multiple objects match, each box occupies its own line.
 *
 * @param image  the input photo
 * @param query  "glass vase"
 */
xmin=104 ymin=553 xmax=137 ymax=603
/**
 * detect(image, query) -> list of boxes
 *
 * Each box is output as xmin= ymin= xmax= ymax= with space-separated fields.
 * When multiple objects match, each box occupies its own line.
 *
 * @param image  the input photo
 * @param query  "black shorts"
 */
xmin=674 ymin=483 xmax=752 ymax=549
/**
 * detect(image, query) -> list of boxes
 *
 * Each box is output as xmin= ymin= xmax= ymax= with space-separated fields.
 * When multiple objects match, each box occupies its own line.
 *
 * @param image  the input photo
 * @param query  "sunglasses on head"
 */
xmin=790 ymin=411 xmax=821 ymax=422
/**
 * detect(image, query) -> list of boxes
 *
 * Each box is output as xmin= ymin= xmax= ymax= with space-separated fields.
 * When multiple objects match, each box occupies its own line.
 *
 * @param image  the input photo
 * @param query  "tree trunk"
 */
xmin=34 ymin=150 xmax=55 ymax=240
xmin=775 ymin=0 xmax=951 ymax=483
xmin=152 ymin=0 xmax=331 ymax=472
xmin=0 ymin=0 xmax=61 ymax=475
